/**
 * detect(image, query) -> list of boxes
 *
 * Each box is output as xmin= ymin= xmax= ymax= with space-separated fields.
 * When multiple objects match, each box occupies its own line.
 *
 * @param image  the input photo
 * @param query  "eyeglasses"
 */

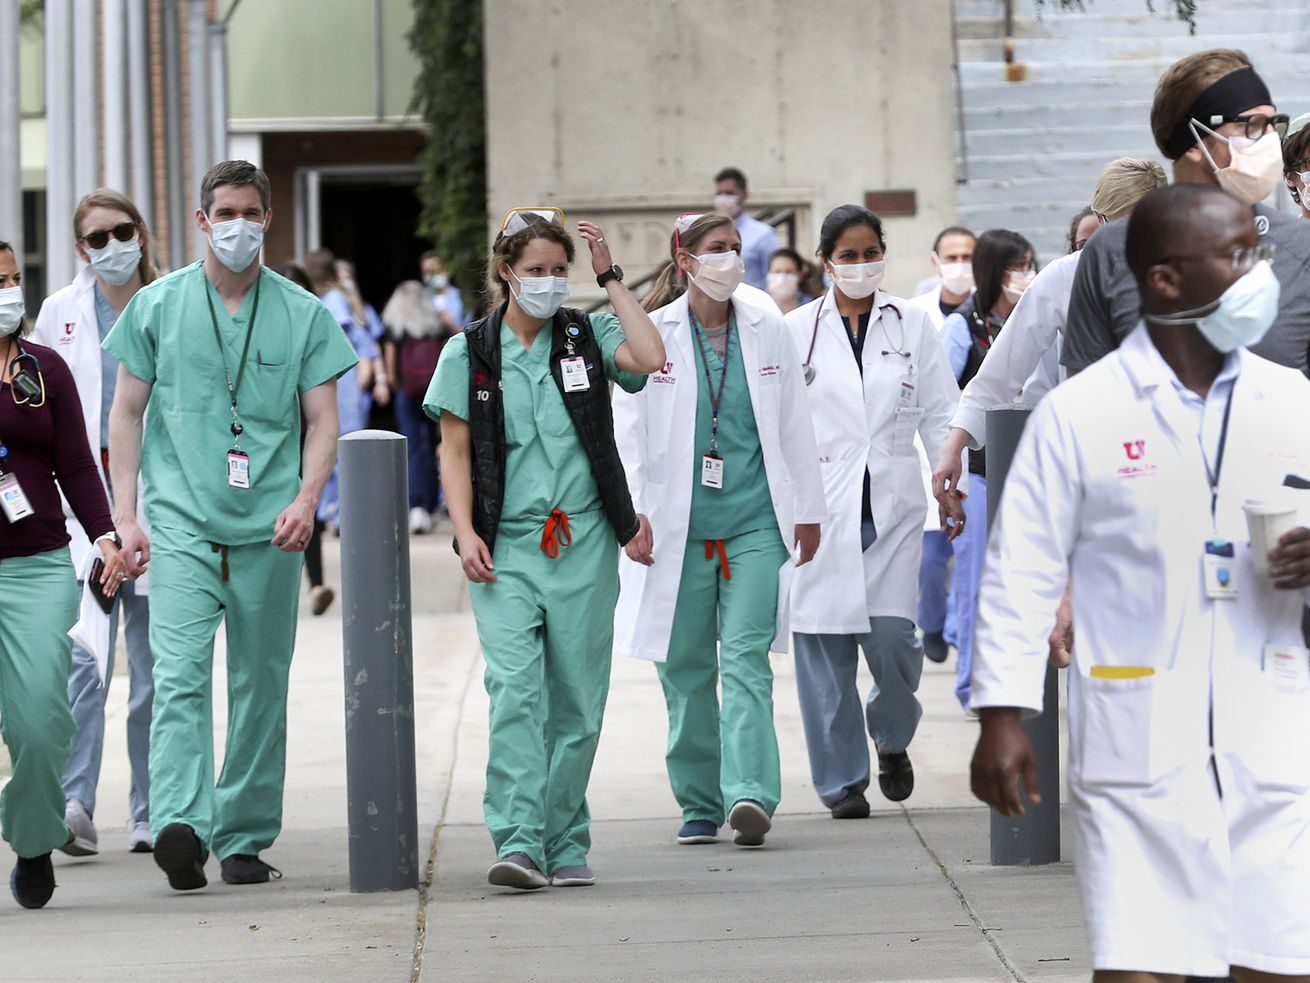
xmin=79 ymin=222 xmax=138 ymax=250
xmin=1196 ymin=112 xmax=1290 ymax=144
xmin=498 ymin=207 xmax=565 ymax=238
xmin=7 ymin=349 xmax=44 ymax=408
xmin=1163 ymin=242 xmax=1276 ymax=273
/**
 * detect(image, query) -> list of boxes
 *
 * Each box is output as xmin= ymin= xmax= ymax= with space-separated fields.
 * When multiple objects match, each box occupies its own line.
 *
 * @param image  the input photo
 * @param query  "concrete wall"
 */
xmin=484 ymin=0 xmax=959 ymax=301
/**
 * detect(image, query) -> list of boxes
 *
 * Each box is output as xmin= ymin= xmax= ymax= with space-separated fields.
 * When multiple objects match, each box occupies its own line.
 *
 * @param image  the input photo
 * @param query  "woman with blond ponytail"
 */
xmin=613 ymin=212 xmax=826 ymax=849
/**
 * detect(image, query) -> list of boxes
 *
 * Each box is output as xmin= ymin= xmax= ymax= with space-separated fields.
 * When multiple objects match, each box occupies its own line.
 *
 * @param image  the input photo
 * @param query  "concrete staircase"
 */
xmin=953 ymin=0 xmax=1310 ymax=263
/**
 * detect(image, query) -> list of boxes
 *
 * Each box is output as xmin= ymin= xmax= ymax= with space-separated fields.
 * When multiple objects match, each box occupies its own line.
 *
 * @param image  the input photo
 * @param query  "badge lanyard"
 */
xmin=690 ymin=312 xmax=731 ymax=458
xmin=203 ymin=266 xmax=262 ymax=489
xmin=1201 ymin=388 xmax=1235 ymax=523
xmin=1200 ymin=387 xmax=1237 ymax=602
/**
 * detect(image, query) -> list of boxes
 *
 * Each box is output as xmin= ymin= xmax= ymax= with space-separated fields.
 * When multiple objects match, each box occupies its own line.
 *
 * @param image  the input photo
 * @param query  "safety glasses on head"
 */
xmin=80 ymin=221 xmax=138 ymax=250
xmin=498 ymin=207 xmax=566 ymax=239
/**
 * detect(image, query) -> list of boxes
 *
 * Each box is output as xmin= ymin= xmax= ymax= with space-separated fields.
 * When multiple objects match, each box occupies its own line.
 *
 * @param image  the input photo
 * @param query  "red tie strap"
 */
xmin=705 ymin=539 xmax=732 ymax=580
xmin=541 ymin=509 xmax=573 ymax=558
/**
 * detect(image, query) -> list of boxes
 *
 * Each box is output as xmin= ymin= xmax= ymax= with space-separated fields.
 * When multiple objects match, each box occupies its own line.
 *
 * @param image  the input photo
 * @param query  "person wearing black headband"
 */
xmin=1061 ymin=48 xmax=1310 ymax=379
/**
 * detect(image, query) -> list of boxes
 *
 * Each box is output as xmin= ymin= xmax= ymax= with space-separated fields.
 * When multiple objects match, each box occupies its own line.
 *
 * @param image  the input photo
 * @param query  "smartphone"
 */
xmin=88 ymin=558 xmax=115 ymax=615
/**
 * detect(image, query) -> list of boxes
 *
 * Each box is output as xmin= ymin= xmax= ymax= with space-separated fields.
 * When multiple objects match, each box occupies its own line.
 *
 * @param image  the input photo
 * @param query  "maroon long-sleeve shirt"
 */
xmin=0 ymin=340 xmax=113 ymax=559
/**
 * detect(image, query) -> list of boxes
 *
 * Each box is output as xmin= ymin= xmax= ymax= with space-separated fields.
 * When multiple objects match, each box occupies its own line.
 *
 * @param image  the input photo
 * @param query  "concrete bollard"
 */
xmin=338 ymin=430 xmax=419 ymax=892
xmin=984 ymin=405 xmax=1061 ymax=866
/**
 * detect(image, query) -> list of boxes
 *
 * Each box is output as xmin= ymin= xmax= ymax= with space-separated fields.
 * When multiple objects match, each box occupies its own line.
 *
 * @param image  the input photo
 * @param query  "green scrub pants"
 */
xmin=469 ymin=507 xmax=617 ymax=875
xmin=147 ymin=524 xmax=301 ymax=861
xmin=0 ymin=548 xmax=78 ymax=859
xmin=657 ymin=527 xmax=788 ymax=825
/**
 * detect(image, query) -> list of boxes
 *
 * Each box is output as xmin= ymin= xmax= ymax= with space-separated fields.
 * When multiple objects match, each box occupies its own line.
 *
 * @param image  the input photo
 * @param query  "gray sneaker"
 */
xmin=550 ymin=864 xmax=595 ymax=887
xmin=60 ymin=800 xmax=98 ymax=857
xmin=728 ymin=800 xmax=771 ymax=847
xmin=487 ymin=852 xmax=548 ymax=890
xmin=128 ymin=821 xmax=153 ymax=853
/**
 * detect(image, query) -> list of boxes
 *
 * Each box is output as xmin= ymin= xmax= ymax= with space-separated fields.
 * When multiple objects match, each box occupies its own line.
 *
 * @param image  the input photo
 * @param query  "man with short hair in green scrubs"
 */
xmin=104 ymin=160 xmax=357 ymax=891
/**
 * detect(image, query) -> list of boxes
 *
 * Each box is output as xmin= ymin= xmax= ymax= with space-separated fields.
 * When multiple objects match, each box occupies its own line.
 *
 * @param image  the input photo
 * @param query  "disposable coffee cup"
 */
xmin=1244 ymin=498 xmax=1299 ymax=575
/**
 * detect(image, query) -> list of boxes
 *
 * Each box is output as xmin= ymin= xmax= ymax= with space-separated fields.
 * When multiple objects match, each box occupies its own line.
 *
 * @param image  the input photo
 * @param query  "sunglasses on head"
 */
xmin=498 ymin=207 xmax=566 ymax=238
xmin=80 ymin=222 xmax=137 ymax=250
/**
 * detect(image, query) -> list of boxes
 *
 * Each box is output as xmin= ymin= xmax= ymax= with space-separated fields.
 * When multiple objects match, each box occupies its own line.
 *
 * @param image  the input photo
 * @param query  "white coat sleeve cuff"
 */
xmin=950 ymin=406 xmax=987 ymax=452
xmin=968 ymin=671 xmax=1045 ymax=718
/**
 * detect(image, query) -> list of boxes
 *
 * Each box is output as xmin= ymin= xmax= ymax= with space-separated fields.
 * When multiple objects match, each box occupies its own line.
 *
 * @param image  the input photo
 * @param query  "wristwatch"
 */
xmin=596 ymin=264 xmax=624 ymax=288
xmin=96 ymin=531 xmax=123 ymax=549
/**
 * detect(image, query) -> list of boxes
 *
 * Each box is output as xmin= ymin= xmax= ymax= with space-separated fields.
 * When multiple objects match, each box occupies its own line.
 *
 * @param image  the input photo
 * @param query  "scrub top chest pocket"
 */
xmin=243 ymin=336 xmax=298 ymax=423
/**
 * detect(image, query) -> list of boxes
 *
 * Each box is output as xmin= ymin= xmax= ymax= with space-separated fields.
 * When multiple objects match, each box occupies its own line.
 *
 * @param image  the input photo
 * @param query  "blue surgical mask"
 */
xmin=207 ymin=218 xmax=264 ymax=273
xmin=1152 ymin=259 xmax=1280 ymax=353
xmin=509 ymin=270 xmax=569 ymax=320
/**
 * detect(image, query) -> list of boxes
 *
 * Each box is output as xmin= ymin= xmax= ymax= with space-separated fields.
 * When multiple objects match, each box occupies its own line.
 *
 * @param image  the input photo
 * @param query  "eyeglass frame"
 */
xmin=1192 ymin=112 xmax=1290 ymax=147
xmin=1158 ymin=242 xmax=1276 ymax=274
xmin=497 ymin=207 xmax=566 ymax=238
xmin=79 ymin=221 xmax=138 ymax=251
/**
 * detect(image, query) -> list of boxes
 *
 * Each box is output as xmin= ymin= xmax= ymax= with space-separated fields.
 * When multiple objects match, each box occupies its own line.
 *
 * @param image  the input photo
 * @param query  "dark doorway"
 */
xmin=318 ymin=178 xmax=428 ymax=316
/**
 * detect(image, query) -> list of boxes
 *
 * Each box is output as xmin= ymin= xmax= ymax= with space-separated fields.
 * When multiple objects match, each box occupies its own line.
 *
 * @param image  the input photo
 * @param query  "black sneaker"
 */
xmin=922 ymin=631 xmax=949 ymax=664
xmin=154 ymin=822 xmax=207 ymax=891
xmin=829 ymin=790 xmax=871 ymax=820
xmin=10 ymin=853 xmax=55 ymax=909
xmin=877 ymin=748 xmax=915 ymax=802
xmin=220 ymin=854 xmax=283 ymax=885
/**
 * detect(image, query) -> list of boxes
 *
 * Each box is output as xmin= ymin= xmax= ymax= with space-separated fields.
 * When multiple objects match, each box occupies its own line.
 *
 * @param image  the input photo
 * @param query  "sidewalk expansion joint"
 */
xmin=900 ymin=803 xmax=1026 ymax=983
xmin=409 ymin=645 xmax=481 ymax=983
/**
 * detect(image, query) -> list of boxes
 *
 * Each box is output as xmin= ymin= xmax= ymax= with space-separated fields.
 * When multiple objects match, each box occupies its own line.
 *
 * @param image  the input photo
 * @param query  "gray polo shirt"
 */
xmin=1061 ymin=202 xmax=1310 ymax=376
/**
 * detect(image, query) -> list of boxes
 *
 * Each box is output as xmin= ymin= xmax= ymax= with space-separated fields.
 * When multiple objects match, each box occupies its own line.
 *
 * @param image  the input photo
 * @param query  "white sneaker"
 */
xmin=409 ymin=507 xmax=432 ymax=534
xmin=128 ymin=820 xmax=153 ymax=853
xmin=60 ymin=800 xmax=99 ymax=856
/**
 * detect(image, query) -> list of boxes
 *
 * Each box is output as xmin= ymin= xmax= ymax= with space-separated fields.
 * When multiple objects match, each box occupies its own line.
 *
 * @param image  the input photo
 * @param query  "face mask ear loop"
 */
xmin=1190 ymin=118 xmax=1225 ymax=175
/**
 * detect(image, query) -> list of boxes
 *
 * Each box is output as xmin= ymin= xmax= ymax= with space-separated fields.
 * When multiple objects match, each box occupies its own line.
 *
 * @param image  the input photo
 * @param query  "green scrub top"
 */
xmin=424 ymin=312 xmax=646 ymax=522
xmin=687 ymin=314 xmax=776 ymax=540
xmin=103 ymin=263 xmax=358 ymax=545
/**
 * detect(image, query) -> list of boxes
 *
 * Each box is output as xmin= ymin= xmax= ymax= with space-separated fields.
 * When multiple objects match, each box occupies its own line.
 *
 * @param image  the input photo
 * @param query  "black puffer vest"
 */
xmin=951 ymin=296 xmax=1000 ymax=477
xmin=463 ymin=304 xmax=639 ymax=554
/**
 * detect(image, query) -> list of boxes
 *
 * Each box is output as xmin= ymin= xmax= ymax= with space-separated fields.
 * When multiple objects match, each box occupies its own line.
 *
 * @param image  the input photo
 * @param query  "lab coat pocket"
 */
xmin=1231 ymin=655 xmax=1310 ymax=791
xmin=1077 ymin=669 xmax=1191 ymax=787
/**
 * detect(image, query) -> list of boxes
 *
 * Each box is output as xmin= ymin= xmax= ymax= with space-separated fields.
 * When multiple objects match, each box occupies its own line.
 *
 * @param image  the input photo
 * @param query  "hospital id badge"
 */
xmin=892 ymin=406 xmax=925 ymax=457
xmin=561 ymin=356 xmax=590 ymax=392
xmin=1264 ymin=643 xmax=1310 ymax=693
xmin=1203 ymin=539 xmax=1237 ymax=599
xmin=701 ymin=454 xmax=724 ymax=489
xmin=0 ymin=470 xmax=34 ymax=522
xmin=897 ymin=378 xmax=916 ymax=407
xmin=227 ymin=450 xmax=250 ymax=489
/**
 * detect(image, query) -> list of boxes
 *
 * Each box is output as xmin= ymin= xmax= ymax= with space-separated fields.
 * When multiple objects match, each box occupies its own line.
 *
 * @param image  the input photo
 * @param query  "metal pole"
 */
xmin=126 ymin=0 xmax=153 ymax=229
xmin=44 ymin=0 xmax=75 ymax=289
xmin=71 ymin=1 xmax=100 ymax=193
xmin=0 ymin=0 xmax=21 ymax=261
xmin=985 ymin=405 xmax=1061 ymax=866
xmin=103 ymin=0 xmax=130 ymax=192
xmin=208 ymin=19 xmax=229 ymax=163
xmin=187 ymin=0 xmax=212 ymax=261
xmin=339 ymin=430 xmax=418 ymax=893
xmin=161 ymin=0 xmax=186 ymax=269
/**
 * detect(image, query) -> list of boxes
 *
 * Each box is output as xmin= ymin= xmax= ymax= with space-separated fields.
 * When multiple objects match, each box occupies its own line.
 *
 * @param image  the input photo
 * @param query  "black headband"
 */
xmin=1163 ymin=66 xmax=1273 ymax=160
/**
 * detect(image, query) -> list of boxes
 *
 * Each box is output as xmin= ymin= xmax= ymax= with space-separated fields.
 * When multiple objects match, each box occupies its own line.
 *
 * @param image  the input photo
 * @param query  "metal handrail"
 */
xmin=951 ymin=0 xmax=969 ymax=185
xmin=584 ymin=208 xmax=799 ymax=314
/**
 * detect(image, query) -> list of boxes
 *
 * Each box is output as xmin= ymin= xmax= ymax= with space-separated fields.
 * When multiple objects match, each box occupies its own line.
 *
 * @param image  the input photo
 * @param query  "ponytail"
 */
xmin=642 ymin=261 xmax=683 ymax=312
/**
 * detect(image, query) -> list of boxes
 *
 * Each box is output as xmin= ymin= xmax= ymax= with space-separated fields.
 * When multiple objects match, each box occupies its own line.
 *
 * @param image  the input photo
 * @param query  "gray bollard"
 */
xmin=984 ymin=405 xmax=1061 ymax=866
xmin=338 ymin=430 xmax=419 ymax=892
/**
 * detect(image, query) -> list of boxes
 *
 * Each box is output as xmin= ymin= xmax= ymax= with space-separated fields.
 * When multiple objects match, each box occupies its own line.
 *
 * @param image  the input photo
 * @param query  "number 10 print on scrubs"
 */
xmin=691 ymin=312 xmax=731 ymax=489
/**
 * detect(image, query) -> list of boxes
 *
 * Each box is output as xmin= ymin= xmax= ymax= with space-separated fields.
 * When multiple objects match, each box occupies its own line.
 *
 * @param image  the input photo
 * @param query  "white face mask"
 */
xmin=0 ymin=285 xmax=24 ymax=335
xmin=688 ymin=251 xmax=745 ymax=302
xmin=1193 ymin=122 xmax=1285 ymax=206
xmin=713 ymin=193 xmax=743 ymax=219
xmin=1297 ymin=170 xmax=1310 ymax=203
xmin=828 ymin=260 xmax=885 ymax=300
xmin=425 ymin=273 xmax=448 ymax=292
xmin=766 ymin=271 xmax=800 ymax=301
xmin=936 ymin=258 xmax=974 ymax=295
xmin=207 ymin=218 xmax=265 ymax=273
xmin=1151 ymin=258 xmax=1280 ymax=353
xmin=1002 ymin=270 xmax=1035 ymax=302
xmin=509 ymin=270 xmax=570 ymax=320
xmin=87 ymin=235 xmax=142 ymax=287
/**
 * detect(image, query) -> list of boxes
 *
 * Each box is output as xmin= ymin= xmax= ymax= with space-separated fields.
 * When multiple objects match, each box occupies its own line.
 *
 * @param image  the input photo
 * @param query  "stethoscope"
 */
xmin=802 ymin=291 xmax=907 ymax=385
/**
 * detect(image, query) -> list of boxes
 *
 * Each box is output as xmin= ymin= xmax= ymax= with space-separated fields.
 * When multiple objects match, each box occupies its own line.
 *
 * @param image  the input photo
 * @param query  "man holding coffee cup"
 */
xmin=969 ymin=184 xmax=1310 ymax=981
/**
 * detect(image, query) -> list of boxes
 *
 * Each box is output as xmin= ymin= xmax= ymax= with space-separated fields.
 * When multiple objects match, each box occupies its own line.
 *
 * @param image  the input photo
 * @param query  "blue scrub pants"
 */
xmin=394 ymin=391 xmax=440 ymax=513
xmin=63 ymin=578 xmax=153 ymax=823
xmin=793 ymin=617 xmax=924 ymax=807
xmin=0 ymin=549 xmax=78 ymax=858
xmin=917 ymin=530 xmax=954 ymax=636
xmin=945 ymin=474 xmax=987 ymax=708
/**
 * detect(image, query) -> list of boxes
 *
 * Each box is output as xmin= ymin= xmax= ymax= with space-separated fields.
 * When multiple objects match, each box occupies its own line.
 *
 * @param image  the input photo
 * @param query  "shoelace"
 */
xmin=540 ymin=508 xmax=573 ymax=558
xmin=705 ymin=539 xmax=732 ymax=580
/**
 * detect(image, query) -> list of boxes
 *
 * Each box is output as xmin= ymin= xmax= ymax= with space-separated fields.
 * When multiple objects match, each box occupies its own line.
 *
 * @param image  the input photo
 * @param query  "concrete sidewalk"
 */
xmin=0 ymin=529 xmax=1087 ymax=982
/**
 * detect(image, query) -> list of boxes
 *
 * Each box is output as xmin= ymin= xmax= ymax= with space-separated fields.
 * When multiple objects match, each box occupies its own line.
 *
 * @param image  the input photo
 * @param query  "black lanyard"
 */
xmin=690 ymin=312 xmax=731 ymax=456
xmin=202 ymin=265 xmax=262 ymax=448
xmin=1201 ymin=387 xmax=1235 ymax=521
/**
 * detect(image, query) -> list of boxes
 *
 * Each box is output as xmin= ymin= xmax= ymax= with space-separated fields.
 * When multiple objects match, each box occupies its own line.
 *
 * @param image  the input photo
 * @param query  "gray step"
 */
xmin=963 ymin=99 xmax=1153 ymax=130
xmin=957 ymin=149 xmax=1168 ymax=181
xmin=961 ymin=78 xmax=1158 ymax=108
xmin=958 ymin=28 xmax=1310 ymax=64
xmin=1030 ymin=6 xmax=1307 ymax=38
xmin=960 ymin=50 xmax=1310 ymax=85
xmin=954 ymin=171 xmax=1165 ymax=207
xmin=964 ymin=122 xmax=1151 ymax=156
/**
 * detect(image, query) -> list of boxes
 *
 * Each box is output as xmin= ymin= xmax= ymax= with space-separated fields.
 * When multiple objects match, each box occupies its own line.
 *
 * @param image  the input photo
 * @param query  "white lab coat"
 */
xmin=31 ymin=267 xmax=150 ymax=592
xmin=612 ymin=286 xmax=827 ymax=662
xmin=949 ymin=251 xmax=1074 ymax=448
xmin=971 ymin=325 xmax=1310 ymax=973
xmin=784 ymin=290 xmax=961 ymax=633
